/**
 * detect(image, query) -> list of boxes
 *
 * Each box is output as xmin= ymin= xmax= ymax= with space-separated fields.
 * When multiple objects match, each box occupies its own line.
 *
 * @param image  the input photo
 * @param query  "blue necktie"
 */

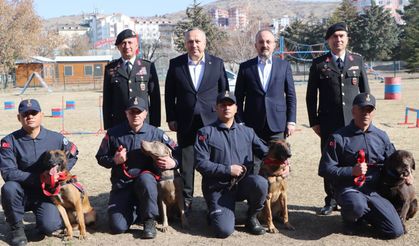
xmin=337 ymin=57 xmax=343 ymax=71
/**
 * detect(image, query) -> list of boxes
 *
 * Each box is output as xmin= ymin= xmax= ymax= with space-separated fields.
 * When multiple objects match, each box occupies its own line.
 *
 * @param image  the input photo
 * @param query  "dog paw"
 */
xmin=160 ymin=226 xmax=169 ymax=233
xmin=267 ymin=227 xmax=277 ymax=233
xmin=79 ymin=234 xmax=87 ymax=240
xmin=284 ymin=222 xmax=295 ymax=231
xmin=63 ymin=236 xmax=73 ymax=241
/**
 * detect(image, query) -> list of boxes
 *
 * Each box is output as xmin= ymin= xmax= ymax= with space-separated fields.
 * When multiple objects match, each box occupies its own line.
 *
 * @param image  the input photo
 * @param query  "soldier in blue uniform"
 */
xmin=102 ymin=29 xmax=161 ymax=130
xmin=96 ymin=96 xmax=178 ymax=239
xmin=0 ymin=99 xmax=78 ymax=246
xmin=319 ymin=93 xmax=404 ymax=238
xmin=195 ymin=91 xmax=278 ymax=238
xmin=306 ymin=22 xmax=370 ymax=215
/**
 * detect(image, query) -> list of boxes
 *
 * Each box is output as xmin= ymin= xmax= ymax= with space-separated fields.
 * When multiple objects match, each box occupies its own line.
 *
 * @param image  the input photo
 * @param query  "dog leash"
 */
xmin=40 ymin=171 xmax=68 ymax=197
xmin=354 ymin=149 xmax=366 ymax=187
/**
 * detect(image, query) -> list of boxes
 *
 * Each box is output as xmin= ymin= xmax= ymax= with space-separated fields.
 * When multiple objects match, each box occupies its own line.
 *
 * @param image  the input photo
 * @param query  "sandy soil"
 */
xmin=0 ymin=75 xmax=418 ymax=245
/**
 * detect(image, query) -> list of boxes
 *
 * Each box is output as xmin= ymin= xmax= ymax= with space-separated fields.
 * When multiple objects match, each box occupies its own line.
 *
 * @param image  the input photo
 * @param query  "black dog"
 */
xmin=379 ymin=150 xmax=417 ymax=233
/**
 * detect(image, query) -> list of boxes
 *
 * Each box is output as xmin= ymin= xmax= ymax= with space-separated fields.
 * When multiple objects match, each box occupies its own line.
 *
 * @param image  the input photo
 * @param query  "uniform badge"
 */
xmin=137 ymin=59 xmax=142 ymax=66
xmin=138 ymin=67 xmax=147 ymax=76
xmin=63 ymin=138 xmax=69 ymax=145
xmin=198 ymin=133 xmax=206 ymax=142
xmin=329 ymin=140 xmax=336 ymax=148
xmin=1 ymin=141 xmax=10 ymax=149
xmin=348 ymin=55 xmax=354 ymax=61
xmin=366 ymin=94 xmax=371 ymax=101
xmin=352 ymin=78 xmax=358 ymax=85
xmin=140 ymin=83 xmax=146 ymax=91
xmin=27 ymin=99 xmax=32 ymax=107
xmin=348 ymin=66 xmax=359 ymax=70
xmin=163 ymin=134 xmax=169 ymax=141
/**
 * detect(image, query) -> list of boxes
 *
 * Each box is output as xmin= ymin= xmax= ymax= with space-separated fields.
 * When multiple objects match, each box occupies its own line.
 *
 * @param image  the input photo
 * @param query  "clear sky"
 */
xmin=34 ymin=0 xmax=216 ymax=19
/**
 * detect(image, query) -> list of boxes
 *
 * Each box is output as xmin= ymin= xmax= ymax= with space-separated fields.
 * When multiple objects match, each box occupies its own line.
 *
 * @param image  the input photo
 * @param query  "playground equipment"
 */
xmin=398 ymin=107 xmax=419 ymax=128
xmin=66 ymin=100 xmax=76 ymax=110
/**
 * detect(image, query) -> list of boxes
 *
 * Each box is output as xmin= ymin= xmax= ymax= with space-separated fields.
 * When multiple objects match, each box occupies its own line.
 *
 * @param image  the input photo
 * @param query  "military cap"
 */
xmin=353 ymin=93 xmax=376 ymax=108
xmin=18 ymin=99 xmax=42 ymax=114
xmin=126 ymin=96 xmax=147 ymax=111
xmin=216 ymin=91 xmax=236 ymax=104
xmin=325 ymin=22 xmax=348 ymax=40
xmin=115 ymin=29 xmax=137 ymax=45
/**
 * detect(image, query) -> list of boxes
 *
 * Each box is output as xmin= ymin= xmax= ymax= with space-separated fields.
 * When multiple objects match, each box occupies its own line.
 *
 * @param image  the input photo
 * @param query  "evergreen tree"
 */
xmin=350 ymin=1 xmax=400 ymax=62
xmin=329 ymin=0 xmax=358 ymax=32
xmin=400 ymin=0 xmax=419 ymax=72
xmin=174 ymin=0 xmax=226 ymax=56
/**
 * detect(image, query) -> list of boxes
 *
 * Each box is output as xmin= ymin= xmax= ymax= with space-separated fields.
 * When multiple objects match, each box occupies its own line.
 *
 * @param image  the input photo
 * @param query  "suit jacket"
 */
xmin=235 ymin=56 xmax=297 ymax=135
xmin=102 ymin=57 xmax=161 ymax=130
xmin=306 ymin=51 xmax=370 ymax=143
xmin=165 ymin=53 xmax=228 ymax=137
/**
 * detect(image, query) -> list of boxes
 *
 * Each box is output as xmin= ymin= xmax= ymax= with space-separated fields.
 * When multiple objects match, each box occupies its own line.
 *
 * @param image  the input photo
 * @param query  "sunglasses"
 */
xmin=21 ymin=110 xmax=40 ymax=117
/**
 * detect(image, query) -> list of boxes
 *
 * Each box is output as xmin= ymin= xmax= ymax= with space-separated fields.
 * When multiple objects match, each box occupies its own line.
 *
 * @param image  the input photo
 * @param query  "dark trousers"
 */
xmin=253 ymin=123 xmax=285 ymax=175
xmin=1 ymin=181 xmax=63 ymax=234
xmin=320 ymin=136 xmax=336 ymax=206
xmin=107 ymin=173 xmax=158 ymax=234
xmin=337 ymin=189 xmax=403 ymax=238
xmin=177 ymin=115 xmax=204 ymax=206
xmin=203 ymin=175 xmax=268 ymax=238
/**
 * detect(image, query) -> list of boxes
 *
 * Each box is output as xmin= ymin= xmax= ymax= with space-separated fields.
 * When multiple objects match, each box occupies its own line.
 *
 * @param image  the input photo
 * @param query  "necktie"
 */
xmin=336 ymin=57 xmax=343 ymax=71
xmin=126 ymin=61 xmax=132 ymax=75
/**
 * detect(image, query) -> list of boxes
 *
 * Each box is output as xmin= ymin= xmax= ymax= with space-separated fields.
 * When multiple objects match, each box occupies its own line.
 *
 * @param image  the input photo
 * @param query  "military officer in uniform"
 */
xmin=102 ymin=29 xmax=161 ymax=130
xmin=306 ymin=22 xmax=370 ymax=215
xmin=96 ymin=96 xmax=179 ymax=239
xmin=319 ymin=93 xmax=404 ymax=238
xmin=195 ymin=91 xmax=274 ymax=238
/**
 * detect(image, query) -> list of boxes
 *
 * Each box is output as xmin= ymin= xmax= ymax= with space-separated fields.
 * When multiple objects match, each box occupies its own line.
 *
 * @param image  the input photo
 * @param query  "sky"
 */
xmin=34 ymin=0 xmax=216 ymax=19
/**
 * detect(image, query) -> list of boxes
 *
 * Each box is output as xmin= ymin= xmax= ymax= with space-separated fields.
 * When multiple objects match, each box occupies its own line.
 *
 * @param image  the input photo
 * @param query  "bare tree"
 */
xmin=0 ymin=0 xmax=42 ymax=75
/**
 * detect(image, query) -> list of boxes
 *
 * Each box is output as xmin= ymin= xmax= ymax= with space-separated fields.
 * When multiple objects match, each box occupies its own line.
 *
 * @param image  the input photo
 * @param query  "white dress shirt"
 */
xmin=257 ymin=56 xmax=273 ymax=92
xmin=188 ymin=55 xmax=205 ymax=90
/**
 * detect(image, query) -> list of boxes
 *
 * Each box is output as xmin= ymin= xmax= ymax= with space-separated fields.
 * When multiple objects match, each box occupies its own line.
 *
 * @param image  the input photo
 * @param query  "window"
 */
xmin=94 ymin=64 xmax=103 ymax=76
xmin=64 ymin=66 xmax=73 ymax=76
xmin=84 ymin=65 xmax=93 ymax=76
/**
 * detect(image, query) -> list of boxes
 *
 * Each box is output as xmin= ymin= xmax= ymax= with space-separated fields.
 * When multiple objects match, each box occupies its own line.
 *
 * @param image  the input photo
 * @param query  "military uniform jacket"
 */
xmin=95 ymin=122 xmax=178 ymax=190
xmin=306 ymin=51 xmax=370 ymax=139
xmin=164 ymin=53 xmax=229 ymax=135
xmin=318 ymin=121 xmax=395 ymax=194
xmin=102 ymin=57 xmax=161 ymax=130
xmin=194 ymin=120 xmax=268 ymax=191
xmin=0 ymin=127 xmax=78 ymax=188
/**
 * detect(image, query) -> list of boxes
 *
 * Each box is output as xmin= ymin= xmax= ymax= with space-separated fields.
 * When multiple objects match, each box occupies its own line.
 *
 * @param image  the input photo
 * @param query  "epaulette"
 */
xmin=140 ymin=58 xmax=151 ymax=64
xmin=348 ymin=51 xmax=363 ymax=57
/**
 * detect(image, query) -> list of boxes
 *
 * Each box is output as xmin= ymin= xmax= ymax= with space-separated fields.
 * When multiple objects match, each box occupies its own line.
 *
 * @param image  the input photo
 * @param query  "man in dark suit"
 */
xmin=165 ymin=27 xmax=229 ymax=212
xmin=306 ymin=22 xmax=370 ymax=215
xmin=102 ymin=29 xmax=160 ymax=130
xmin=235 ymin=29 xmax=297 ymax=174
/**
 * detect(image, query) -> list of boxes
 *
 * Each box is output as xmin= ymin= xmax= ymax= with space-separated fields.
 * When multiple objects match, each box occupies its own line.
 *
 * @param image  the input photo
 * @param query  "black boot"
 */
xmin=142 ymin=219 xmax=157 ymax=239
xmin=9 ymin=221 xmax=27 ymax=246
xmin=245 ymin=213 xmax=266 ymax=235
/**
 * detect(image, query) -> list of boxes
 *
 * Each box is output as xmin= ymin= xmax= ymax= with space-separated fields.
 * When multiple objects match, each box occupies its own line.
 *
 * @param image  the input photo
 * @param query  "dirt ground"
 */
xmin=0 ymin=75 xmax=418 ymax=245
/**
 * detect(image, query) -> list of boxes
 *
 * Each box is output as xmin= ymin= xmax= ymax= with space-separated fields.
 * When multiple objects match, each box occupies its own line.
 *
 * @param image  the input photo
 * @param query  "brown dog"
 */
xmin=379 ymin=150 xmax=417 ymax=233
xmin=141 ymin=140 xmax=189 ymax=232
xmin=259 ymin=139 xmax=295 ymax=233
xmin=40 ymin=150 xmax=96 ymax=240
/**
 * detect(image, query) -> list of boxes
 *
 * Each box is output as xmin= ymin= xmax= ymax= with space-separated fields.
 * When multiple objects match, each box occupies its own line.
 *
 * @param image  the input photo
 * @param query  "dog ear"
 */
xmin=412 ymin=157 xmax=416 ymax=170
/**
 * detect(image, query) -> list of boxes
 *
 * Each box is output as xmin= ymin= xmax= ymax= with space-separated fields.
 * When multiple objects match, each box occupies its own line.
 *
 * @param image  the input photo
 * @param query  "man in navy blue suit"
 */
xmin=235 ymin=29 xmax=297 ymax=174
xmin=165 ymin=27 xmax=229 ymax=212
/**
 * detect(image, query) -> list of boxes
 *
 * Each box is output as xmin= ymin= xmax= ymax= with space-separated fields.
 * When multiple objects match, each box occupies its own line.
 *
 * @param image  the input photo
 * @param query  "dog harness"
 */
xmin=40 ymin=170 xmax=85 ymax=197
xmin=117 ymin=145 xmax=162 ymax=181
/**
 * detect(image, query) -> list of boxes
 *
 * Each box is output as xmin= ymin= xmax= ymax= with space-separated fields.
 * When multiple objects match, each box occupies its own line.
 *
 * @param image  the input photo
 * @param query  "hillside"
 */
xmin=42 ymin=0 xmax=340 ymax=29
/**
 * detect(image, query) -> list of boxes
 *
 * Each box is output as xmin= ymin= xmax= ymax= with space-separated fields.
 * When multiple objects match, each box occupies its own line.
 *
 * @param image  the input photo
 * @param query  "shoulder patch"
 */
xmin=63 ymin=137 xmax=69 ymax=145
xmin=1 ymin=141 xmax=10 ymax=149
xmin=349 ymin=51 xmax=362 ymax=57
xmin=163 ymin=134 xmax=169 ymax=142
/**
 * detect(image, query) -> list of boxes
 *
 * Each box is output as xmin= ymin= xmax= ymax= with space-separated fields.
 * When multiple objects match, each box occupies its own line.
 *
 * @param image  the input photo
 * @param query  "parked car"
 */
xmin=226 ymin=70 xmax=237 ymax=92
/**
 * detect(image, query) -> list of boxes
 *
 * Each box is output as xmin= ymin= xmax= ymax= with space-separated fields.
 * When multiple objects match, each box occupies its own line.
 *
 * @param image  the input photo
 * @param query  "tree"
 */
xmin=329 ymin=0 xmax=358 ymax=32
xmin=400 ymin=0 xmax=419 ymax=72
xmin=173 ymin=0 xmax=227 ymax=56
xmin=0 ymin=0 xmax=42 ymax=74
xmin=350 ymin=1 xmax=400 ymax=62
xmin=283 ymin=17 xmax=327 ymax=46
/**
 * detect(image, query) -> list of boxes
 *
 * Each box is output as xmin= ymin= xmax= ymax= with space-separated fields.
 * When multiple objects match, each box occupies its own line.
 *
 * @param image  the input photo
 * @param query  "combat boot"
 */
xmin=9 ymin=221 xmax=27 ymax=246
xmin=245 ymin=213 xmax=266 ymax=235
xmin=142 ymin=219 xmax=156 ymax=239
